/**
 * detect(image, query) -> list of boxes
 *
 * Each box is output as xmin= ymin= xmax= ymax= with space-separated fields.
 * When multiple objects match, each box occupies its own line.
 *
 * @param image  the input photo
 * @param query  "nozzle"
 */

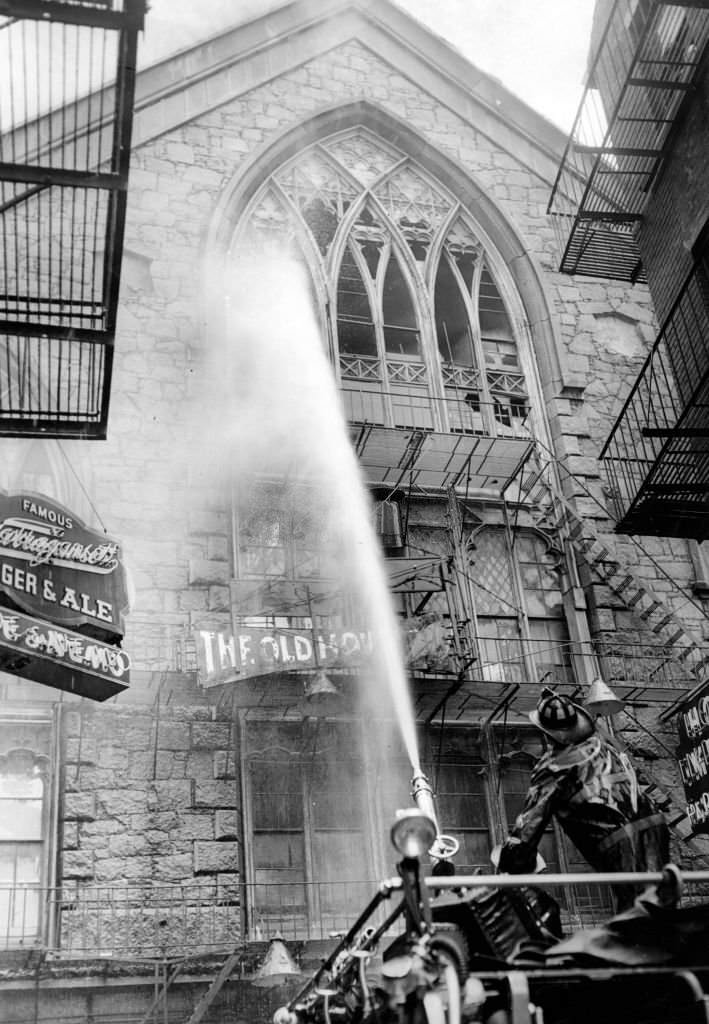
xmin=409 ymin=771 xmax=460 ymax=862
xmin=410 ymin=771 xmax=439 ymax=833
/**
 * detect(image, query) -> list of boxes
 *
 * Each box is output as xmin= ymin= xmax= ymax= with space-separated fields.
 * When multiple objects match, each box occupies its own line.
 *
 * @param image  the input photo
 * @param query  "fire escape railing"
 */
xmin=0 ymin=0 xmax=146 ymax=438
xmin=548 ymin=0 xmax=709 ymax=281
xmin=600 ymin=260 xmax=709 ymax=538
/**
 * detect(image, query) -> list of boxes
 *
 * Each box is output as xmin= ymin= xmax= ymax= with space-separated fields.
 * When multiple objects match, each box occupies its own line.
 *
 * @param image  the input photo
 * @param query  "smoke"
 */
xmin=200 ymin=253 xmax=422 ymax=780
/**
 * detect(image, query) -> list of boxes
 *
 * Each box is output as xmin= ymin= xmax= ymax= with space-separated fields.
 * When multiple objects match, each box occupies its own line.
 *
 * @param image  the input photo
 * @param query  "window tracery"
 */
xmin=321 ymin=128 xmax=401 ymax=186
xmin=234 ymin=128 xmax=532 ymax=442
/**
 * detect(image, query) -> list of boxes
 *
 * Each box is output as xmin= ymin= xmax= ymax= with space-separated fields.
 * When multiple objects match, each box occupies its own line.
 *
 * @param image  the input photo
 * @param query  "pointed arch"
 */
xmin=207 ymin=102 xmax=576 ymax=439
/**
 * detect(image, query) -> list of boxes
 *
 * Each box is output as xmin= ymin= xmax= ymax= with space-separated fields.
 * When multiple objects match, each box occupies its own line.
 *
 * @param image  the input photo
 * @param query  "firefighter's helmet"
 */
xmin=530 ymin=686 xmax=595 ymax=744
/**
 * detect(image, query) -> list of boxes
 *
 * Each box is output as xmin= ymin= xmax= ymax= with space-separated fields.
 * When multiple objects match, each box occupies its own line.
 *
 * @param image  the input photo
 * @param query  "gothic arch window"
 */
xmin=230 ymin=128 xmax=533 ymax=440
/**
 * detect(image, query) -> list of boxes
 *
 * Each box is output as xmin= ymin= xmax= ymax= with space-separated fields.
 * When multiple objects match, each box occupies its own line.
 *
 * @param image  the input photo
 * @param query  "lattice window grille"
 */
xmin=442 ymin=364 xmax=483 ymax=389
xmin=486 ymin=371 xmax=528 ymax=397
xmin=471 ymin=530 xmax=518 ymax=617
xmin=386 ymin=359 xmax=428 ymax=385
xmin=339 ymin=354 xmax=382 ymax=381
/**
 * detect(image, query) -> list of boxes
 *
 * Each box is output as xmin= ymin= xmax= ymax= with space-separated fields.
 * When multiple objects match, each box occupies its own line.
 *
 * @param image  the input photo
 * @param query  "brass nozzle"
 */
xmin=410 ymin=771 xmax=439 ymax=833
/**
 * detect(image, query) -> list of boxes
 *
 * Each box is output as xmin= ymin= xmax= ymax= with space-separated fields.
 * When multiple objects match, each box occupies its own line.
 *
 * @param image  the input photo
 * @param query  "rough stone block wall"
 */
xmin=59 ymin=705 xmax=243 ymax=955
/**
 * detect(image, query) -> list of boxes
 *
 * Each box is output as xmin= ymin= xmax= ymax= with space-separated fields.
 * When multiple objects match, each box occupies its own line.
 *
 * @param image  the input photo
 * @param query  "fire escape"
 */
xmin=548 ymin=0 xmax=709 ymax=539
xmin=0 ymin=0 xmax=146 ymax=438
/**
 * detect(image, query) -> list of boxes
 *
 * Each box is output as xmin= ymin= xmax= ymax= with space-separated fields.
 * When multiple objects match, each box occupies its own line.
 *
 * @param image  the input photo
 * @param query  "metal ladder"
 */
xmin=510 ymin=444 xmax=709 ymax=682
xmin=185 ymin=948 xmax=244 ymax=1024
xmin=507 ymin=443 xmax=709 ymax=850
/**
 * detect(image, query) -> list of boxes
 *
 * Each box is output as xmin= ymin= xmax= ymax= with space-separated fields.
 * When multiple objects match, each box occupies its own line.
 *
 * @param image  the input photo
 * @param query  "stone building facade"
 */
xmin=1 ymin=2 xmax=707 ymax=1023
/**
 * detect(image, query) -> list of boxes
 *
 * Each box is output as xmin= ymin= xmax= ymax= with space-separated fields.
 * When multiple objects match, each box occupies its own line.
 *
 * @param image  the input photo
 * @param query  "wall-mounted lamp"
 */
xmin=584 ymin=677 xmax=625 ymax=717
xmin=251 ymin=933 xmax=301 ymax=987
xmin=303 ymin=669 xmax=339 ymax=699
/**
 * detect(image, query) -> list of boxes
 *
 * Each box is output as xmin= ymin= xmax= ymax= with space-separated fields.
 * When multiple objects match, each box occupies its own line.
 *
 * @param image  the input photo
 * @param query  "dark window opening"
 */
xmin=479 ymin=266 xmax=513 ymax=342
xmin=300 ymin=197 xmax=338 ymax=257
xmin=382 ymin=252 xmax=420 ymax=357
xmin=454 ymin=251 xmax=476 ymax=294
xmin=435 ymin=255 xmax=475 ymax=366
xmin=337 ymin=246 xmax=377 ymax=357
xmin=360 ymin=241 xmax=382 ymax=279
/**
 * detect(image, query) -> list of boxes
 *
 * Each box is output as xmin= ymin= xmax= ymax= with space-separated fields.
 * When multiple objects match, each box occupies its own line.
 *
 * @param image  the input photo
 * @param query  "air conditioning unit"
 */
xmin=373 ymin=499 xmax=403 ymax=549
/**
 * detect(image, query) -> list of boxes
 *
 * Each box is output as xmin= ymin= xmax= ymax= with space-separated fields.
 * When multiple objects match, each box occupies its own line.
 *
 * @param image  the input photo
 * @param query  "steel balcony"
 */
xmin=548 ymin=1 xmax=709 ymax=281
xmin=0 ymin=0 xmax=146 ymax=437
xmin=601 ymin=262 xmax=709 ymax=538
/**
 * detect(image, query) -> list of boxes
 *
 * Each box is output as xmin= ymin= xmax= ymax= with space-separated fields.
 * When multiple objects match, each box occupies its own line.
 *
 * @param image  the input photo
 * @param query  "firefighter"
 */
xmin=498 ymin=687 xmax=670 ymax=910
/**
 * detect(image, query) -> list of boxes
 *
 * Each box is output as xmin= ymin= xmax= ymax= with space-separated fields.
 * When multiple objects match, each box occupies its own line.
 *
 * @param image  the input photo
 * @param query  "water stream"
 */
xmin=215 ymin=255 xmax=422 ymax=777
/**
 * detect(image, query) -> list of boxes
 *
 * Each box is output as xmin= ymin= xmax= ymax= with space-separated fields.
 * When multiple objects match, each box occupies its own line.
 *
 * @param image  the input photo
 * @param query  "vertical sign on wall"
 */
xmin=677 ymin=687 xmax=709 ymax=836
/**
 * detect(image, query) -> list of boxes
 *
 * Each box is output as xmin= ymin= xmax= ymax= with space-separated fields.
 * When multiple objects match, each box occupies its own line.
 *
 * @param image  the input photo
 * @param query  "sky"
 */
xmin=137 ymin=0 xmax=596 ymax=132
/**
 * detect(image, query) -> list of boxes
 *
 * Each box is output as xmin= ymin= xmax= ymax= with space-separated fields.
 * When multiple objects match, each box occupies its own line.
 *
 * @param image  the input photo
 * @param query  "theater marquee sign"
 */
xmin=0 ymin=491 xmax=130 ymax=701
xmin=196 ymin=625 xmax=374 ymax=687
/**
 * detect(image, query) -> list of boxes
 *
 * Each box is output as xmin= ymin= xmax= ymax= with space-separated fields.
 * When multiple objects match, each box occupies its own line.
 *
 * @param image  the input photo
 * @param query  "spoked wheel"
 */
xmin=403 ymin=949 xmax=463 ymax=1024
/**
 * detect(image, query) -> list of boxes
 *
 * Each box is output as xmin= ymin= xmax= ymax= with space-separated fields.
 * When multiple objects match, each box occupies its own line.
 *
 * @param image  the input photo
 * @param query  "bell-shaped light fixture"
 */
xmin=391 ymin=807 xmax=438 ymax=859
xmin=252 ymin=934 xmax=301 ymax=987
xmin=584 ymin=677 xmax=625 ymax=716
xmin=303 ymin=669 xmax=339 ymax=699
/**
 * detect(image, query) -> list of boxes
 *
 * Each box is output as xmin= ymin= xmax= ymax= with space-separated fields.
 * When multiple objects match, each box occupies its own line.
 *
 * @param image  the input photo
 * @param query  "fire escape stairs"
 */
xmin=137 ymin=961 xmax=185 ymax=1024
xmin=184 ymin=947 xmax=244 ymax=1024
xmin=515 ymin=445 xmax=709 ymax=683
xmin=513 ymin=445 xmax=709 ymax=848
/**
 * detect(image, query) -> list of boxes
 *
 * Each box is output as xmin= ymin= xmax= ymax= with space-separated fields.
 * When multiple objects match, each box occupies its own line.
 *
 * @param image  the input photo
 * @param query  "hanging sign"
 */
xmin=196 ymin=626 xmax=374 ymax=687
xmin=676 ymin=686 xmax=709 ymax=835
xmin=0 ymin=491 xmax=128 ymax=643
xmin=0 ymin=606 xmax=129 ymax=701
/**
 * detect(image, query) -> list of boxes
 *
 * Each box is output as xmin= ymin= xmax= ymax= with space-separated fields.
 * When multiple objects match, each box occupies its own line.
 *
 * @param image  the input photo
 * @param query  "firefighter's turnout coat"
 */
xmin=498 ymin=732 xmax=669 ymax=907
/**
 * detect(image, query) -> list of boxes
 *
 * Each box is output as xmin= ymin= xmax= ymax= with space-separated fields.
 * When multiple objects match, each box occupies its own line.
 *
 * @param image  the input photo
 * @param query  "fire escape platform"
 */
xmin=409 ymin=677 xmax=696 ymax=726
xmin=0 ymin=0 xmax=145 ymax=437
xmin=349 ymin=423 xmax=532 ymax=494
xmin=548 ymin=1 xmax=709 ymax=281
xmin=601 ymin=264 xmax=709 ymax=539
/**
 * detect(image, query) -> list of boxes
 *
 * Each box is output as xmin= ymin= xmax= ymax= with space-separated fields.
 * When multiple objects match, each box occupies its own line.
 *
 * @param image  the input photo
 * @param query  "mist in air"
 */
xmin=203 ymin=254 xmax=422 ymax=782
